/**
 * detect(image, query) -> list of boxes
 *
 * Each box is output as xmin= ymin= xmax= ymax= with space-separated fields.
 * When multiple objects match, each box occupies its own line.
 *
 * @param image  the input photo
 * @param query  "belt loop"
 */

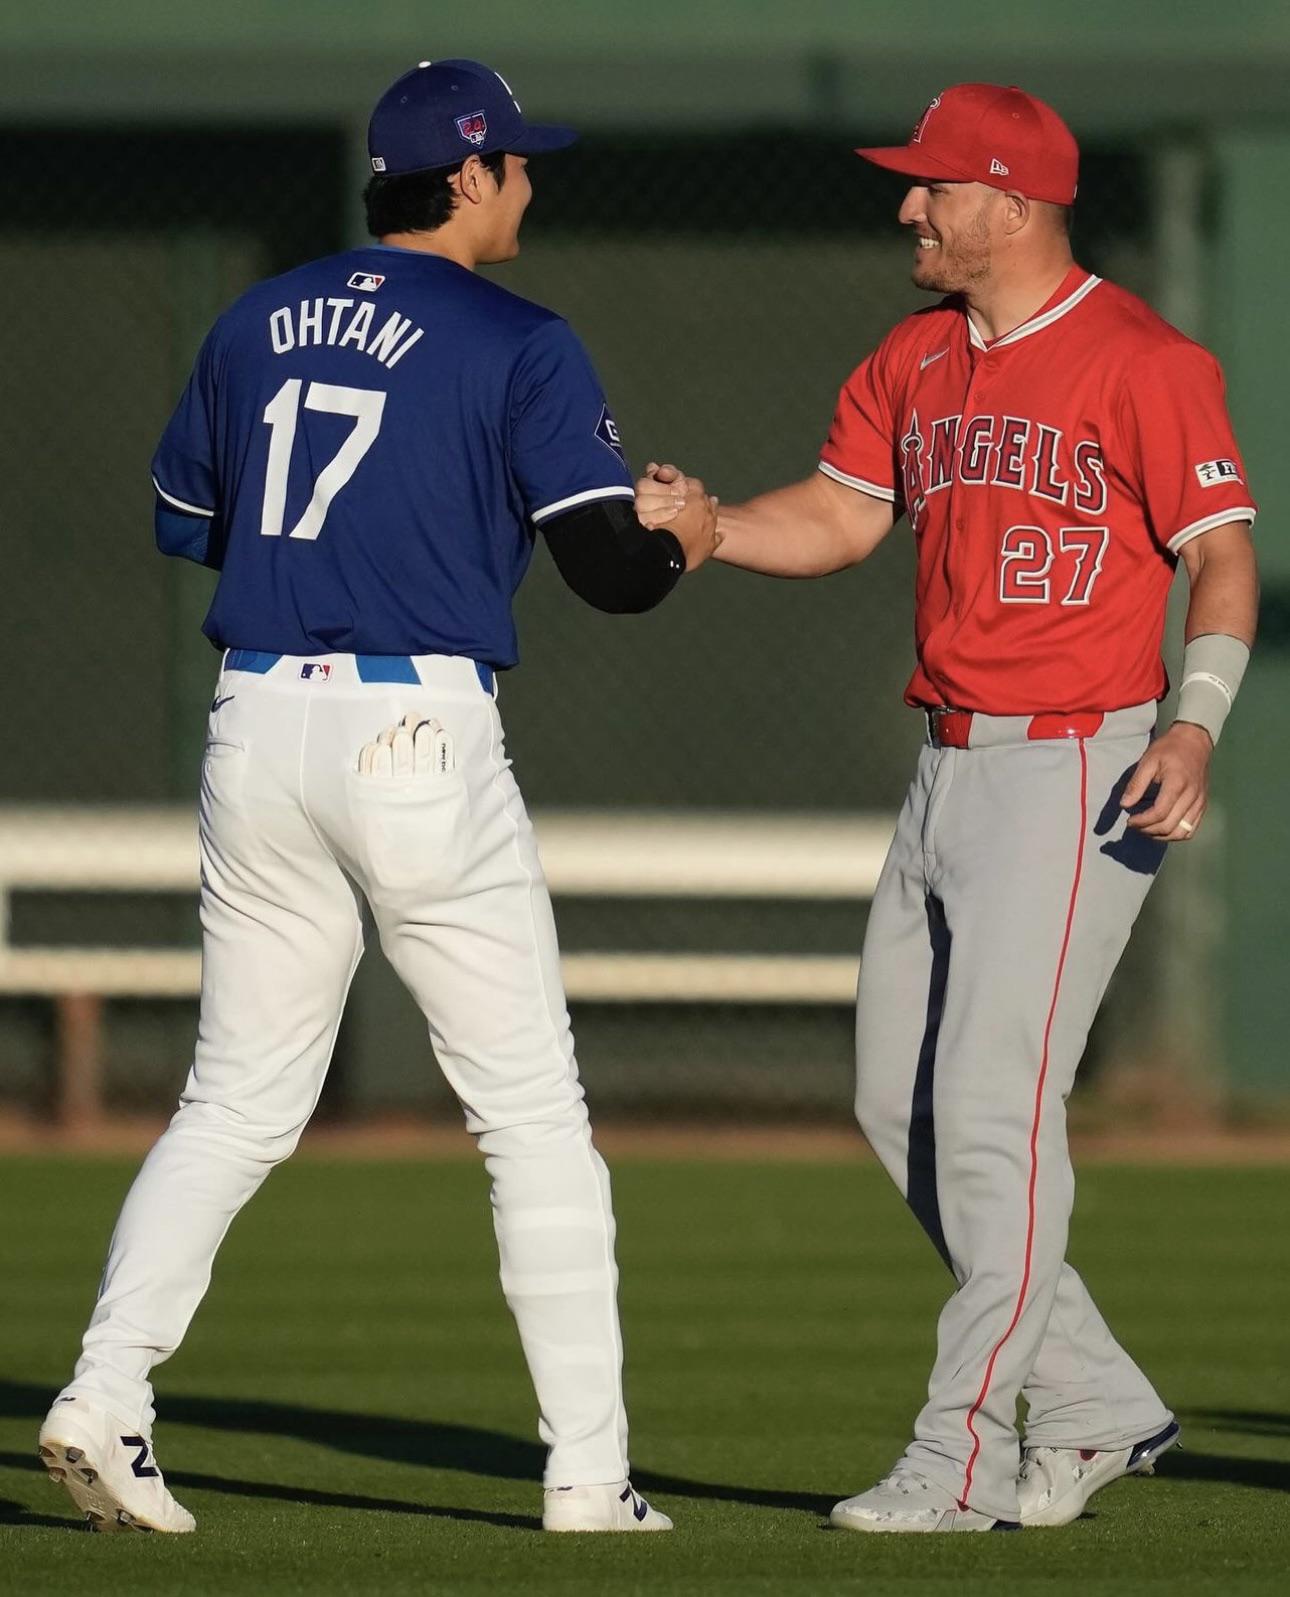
xmin=475 ymin=661 xmax=496 ymax=697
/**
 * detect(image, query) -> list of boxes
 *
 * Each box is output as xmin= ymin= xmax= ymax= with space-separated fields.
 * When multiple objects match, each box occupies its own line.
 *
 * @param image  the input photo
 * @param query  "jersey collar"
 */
xmin=965 ymin=266 xmax=1101 ymax=352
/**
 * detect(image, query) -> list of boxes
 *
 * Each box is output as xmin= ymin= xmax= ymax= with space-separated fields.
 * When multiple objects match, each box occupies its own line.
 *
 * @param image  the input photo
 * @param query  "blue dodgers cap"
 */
xmin=368 ymin=59 xmax=577 ymax=176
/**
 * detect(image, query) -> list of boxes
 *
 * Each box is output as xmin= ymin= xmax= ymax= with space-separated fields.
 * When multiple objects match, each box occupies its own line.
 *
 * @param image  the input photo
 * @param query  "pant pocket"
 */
xmin=200 ymin=738 xmax=248 ymax=816
xmin=344 ymin=767 xmax=471 ymax=900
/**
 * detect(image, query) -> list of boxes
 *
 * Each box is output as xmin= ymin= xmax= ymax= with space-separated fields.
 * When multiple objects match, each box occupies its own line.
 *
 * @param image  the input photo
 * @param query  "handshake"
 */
xmin=635 ymin=461 xmax=724 ymax=572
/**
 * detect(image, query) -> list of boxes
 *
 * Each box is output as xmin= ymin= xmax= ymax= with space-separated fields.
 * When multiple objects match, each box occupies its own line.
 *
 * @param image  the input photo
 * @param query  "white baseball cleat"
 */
xmin=829 ymin=1468 xmax=1018 ymax=1533
xmin=38 ymin=1397 xmax=196 ymax=1534
xmin=542 ymin=1479 xmax=672 ymax=1532
xmin=1017 ymin=1418 xmax=1181 ymax=1528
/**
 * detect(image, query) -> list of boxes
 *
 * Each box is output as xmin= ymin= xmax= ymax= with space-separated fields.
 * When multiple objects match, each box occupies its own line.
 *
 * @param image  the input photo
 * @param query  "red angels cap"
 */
xmin=856 ymin=83 xmax=1079 ymax=205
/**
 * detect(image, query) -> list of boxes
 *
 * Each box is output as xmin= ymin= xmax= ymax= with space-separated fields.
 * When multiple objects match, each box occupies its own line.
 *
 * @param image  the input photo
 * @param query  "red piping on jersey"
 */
xmin=958 ymin=737 xmax=1089 ymax=1512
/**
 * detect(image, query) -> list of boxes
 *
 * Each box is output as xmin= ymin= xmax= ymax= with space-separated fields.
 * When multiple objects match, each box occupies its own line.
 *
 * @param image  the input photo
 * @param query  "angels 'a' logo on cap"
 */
xmin=455 ymin=110 xmax=488 ymax=146
xmin=911 ymin=95 xmax=942 ymax=144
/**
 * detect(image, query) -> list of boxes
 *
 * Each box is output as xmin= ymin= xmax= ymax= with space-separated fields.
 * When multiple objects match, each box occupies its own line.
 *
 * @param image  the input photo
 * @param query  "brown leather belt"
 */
xmin=926 ymin=708 xmax=1106 ymax=749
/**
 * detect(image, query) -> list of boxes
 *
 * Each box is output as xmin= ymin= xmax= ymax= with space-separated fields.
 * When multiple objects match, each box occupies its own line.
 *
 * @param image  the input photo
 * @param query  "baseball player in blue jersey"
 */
xmin=39 ymin=59 xmax=717 ymax=1536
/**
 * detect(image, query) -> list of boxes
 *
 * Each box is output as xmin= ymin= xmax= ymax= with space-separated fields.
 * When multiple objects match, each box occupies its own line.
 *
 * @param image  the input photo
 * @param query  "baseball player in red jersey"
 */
xmin=638 ymin=84 xmax=1258 ymax=1532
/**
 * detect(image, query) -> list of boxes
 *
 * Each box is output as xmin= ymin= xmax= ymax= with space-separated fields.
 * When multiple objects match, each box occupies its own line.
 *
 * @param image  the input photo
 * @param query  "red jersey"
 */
xmin=820 ymin=266 xmax=1256 ymax=714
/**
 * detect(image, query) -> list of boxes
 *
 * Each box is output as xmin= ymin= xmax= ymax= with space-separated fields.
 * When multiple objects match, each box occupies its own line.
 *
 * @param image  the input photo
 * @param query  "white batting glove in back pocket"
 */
xmin=357 ymin=713 xmax=455 ymax=778
xmin=349 ymin=713 xmax=468 ymax=897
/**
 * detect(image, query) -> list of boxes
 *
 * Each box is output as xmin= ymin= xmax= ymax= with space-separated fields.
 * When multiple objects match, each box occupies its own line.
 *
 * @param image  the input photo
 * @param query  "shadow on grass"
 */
xmin=1161 ymin=1450 xmax=1290 ymax=1494
xmin=0 ymin=1381 xmax=829 ymax=1518
xmin=1164 ymin=1408 xmax=1290 ymax=1494
xmin=169 ymin=1472 xmax=541 ymax=1530
xmin=0 ymin=1494 xmax=84 ymax=1531
xmin=1185 ymin=1409 xmax=1290 ymax=1441
xmin=0 ymin=1454 xmax=538 ymax=1531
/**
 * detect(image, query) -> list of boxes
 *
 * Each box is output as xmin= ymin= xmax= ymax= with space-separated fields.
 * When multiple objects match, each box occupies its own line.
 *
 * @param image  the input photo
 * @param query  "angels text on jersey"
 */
xmin=899 ymin=409 xmax=1109 ymax=524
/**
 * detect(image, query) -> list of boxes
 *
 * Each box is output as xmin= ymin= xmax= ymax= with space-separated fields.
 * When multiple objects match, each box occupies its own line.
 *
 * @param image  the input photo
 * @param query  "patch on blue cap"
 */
xmin=455 ymin=111 xmax=488 ymax=147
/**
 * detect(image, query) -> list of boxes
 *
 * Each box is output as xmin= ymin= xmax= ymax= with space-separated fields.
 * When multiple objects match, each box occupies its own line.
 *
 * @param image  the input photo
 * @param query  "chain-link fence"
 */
xmin=0 ymin=121 xmax=1164 ymax=1124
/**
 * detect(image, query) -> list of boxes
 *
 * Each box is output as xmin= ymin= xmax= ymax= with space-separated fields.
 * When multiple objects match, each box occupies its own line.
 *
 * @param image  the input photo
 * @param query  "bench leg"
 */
xmin=56 ymin=992 xmax=104 ymax=1133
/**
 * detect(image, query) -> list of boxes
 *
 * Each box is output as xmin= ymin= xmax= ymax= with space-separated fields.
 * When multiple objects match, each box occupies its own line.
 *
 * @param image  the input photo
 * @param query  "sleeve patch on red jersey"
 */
xmin=1194 ymin=458 xmax=1242 ymax=488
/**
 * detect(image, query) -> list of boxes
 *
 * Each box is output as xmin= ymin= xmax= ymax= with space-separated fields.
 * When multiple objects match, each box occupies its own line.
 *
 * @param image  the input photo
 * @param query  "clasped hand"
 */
xmin=635 ymin=461 xmax=722 ymax=571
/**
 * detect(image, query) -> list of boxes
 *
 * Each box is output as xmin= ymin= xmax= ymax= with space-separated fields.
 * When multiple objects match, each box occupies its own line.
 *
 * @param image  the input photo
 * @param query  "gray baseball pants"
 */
xmin=854 ymin=701 xmax=1175 ymax=1521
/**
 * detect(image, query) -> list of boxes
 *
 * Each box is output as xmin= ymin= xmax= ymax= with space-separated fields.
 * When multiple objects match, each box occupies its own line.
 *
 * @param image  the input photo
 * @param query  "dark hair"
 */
xmin=1053 ymin=203 xmax=1074 ymax=236
xmin=363 ymin=149 xmax=507 ymax=236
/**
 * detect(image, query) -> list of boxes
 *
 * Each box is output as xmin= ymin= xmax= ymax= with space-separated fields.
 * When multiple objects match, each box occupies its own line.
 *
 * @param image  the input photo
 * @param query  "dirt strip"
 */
xmin=1 ymin=1113 xmax=1288 ymax=1164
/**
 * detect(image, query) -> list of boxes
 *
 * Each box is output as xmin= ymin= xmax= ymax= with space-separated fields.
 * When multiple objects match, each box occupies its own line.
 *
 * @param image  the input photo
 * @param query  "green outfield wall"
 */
xmin=0 ymin=2 xmax=1286 ymax=1111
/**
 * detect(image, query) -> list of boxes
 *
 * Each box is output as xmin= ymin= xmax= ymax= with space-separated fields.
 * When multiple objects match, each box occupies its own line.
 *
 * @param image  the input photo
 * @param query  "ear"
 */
xmin=454 ymin=154 xmax=490 ymax=208
xmin=1002 ymin=190 xmax=1031 ymax=236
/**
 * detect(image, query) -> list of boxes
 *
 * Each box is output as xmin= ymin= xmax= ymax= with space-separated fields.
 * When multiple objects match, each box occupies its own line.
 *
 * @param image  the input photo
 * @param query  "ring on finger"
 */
xmin=1178 ymin=818 xmax=1195 ymax=835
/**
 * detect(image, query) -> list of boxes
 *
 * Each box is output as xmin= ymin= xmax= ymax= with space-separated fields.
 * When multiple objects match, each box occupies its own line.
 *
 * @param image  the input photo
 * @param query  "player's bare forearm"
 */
xmin=638 ymin=466 xmax=893 ymax=578
xmin=715 ymin=475 xmax=892 ymax=576
xmin=1178 ymin=519 xmax=1259 ymax=645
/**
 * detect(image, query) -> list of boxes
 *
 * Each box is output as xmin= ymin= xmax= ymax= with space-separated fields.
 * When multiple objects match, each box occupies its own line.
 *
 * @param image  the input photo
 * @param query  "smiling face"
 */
xmin=898 ymin=180 xmax=1003 ymax=294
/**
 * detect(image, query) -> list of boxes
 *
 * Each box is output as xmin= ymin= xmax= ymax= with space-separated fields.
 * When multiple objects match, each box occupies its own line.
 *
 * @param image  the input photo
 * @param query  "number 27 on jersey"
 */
xmin=999 ymin=523 xmax=1109 ymax=606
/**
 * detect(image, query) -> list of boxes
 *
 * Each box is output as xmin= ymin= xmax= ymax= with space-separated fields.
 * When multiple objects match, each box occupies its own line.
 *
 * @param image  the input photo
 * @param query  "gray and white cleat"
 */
xmin=1018 ymin=1418 xmax=1181 ymax=1528
xmin=38 ymin=1397 xmax=195 ymax=1534
xmin=830 ymin=1468 xmax=1018 ymax=1533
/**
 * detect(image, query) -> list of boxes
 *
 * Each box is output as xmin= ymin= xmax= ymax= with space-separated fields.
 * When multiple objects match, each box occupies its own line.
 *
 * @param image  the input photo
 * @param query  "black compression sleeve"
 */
xmin=541 ymin=497 xmax=687 ymax=614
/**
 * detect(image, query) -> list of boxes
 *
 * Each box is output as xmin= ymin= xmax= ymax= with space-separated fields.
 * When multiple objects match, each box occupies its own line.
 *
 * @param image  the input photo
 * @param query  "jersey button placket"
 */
xmin=950 ymin=355 xmax=979 ymax=544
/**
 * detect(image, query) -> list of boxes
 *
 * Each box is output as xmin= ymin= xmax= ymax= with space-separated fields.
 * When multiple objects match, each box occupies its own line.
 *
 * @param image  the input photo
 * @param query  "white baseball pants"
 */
xmin=63 ymin=652 xmax=629 ymax=1488
xmin=854 ymin=703 xmax=1175 ymax=1521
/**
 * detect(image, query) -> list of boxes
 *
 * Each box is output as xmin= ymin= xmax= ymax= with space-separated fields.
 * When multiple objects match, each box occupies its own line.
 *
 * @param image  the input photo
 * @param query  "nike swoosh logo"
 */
xmin=920 ymin=349 xmax=948 ymax=370
xmin=210 ymin=694 xmax=236 ymax=713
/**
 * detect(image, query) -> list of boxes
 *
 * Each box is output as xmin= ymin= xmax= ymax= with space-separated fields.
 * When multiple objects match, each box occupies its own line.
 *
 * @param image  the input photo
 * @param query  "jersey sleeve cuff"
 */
xmin=530 ymin=484 xmax=636 ymax=525
xmin=152 ymin=474 xmax=217 ymax=518
xmin=817 ymin=460 xmax=898 ymax=503
xmin=1168 ymin=506 xmax=1257 ymax=552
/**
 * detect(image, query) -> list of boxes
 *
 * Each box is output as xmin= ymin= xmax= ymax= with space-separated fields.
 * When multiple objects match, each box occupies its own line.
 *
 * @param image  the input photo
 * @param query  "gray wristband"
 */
xmin=1175 ymin=633 xmax=1250 ymax=747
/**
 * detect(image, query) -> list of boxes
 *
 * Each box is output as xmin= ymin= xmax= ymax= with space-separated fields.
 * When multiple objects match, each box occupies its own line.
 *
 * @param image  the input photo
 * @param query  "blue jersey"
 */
xmin=151 ymin=245 xmax=634 ymax=668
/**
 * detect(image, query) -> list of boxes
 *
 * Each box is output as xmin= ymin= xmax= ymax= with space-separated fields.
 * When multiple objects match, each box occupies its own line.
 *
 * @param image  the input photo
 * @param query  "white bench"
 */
xmin=0 ymin=805 xmax=893 ymax=1126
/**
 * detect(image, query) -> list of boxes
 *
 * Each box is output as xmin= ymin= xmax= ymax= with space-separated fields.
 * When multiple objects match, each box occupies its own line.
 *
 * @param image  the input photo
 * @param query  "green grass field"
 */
xmin=1 ymin=1152 xmax=1287 ymax=1594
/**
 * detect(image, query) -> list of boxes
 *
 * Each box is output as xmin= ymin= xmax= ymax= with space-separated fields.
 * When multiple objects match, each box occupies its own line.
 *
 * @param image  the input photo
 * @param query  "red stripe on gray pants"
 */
xmin=959 ymin=738 xmax=1089 ymax=1510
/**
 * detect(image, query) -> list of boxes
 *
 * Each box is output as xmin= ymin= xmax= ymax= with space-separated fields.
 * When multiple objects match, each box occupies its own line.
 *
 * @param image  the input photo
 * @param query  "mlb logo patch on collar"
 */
xmin=347 ymin=272 xmax=385 ymax=293
xmin=300 ymin=662 xmax=332 ymax=681
xmin=455 ymin=111 xmax=488 ymax=147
